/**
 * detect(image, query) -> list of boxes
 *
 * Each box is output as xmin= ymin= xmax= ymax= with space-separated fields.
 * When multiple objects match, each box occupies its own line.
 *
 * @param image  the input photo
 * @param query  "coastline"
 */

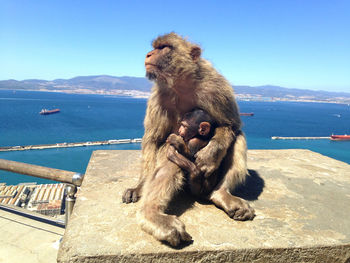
xmin=3 ymin=88 xmax=350 ymax=104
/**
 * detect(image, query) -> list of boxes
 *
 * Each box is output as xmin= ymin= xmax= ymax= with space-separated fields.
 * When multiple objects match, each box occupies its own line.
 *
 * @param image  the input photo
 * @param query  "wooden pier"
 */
xmin=271 ymin=136 xmax=330 ymax=140
xmin=0 ymin=138 xmax=142 ymax=152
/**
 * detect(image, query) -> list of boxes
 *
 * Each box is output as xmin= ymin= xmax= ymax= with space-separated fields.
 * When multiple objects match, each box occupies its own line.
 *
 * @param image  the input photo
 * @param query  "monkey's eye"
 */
xmin=158 ymin=44 xmax=172 ymax=50
xmin=180 ymin=121 xmax=189 ymax=128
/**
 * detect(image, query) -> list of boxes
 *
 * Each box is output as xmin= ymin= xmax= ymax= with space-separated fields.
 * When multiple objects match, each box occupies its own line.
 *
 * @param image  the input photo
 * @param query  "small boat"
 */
xmin=39 ymin=108 xmax=60 ymax=115
xmin=330 ymin=134 xmax=350 ymax=141
xmin=240 ymin=112 xmax=254 ymax=116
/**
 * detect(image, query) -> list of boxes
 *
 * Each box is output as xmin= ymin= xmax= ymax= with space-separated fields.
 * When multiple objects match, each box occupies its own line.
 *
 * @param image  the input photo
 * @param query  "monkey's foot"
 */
xmin=122 ymin=187 xmax=141 ymax=203
xmin=226 ymin=199 xmax=255 ymax=221
xmin=140 ymin=212 xmax=192 ymax=247
xmin=210 ymin=189 xmax=255 ymax=221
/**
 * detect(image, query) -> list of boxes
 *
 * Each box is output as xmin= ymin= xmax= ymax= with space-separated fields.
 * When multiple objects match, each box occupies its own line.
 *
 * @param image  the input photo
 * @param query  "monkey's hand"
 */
xmin=166 ymin=133 xmax=186 ymax=153
xmin=122 ymin=180 xmax=144 ymax=204
xmin=194 ymin=126 xmax=234 ymax=177
xmin=122 ymin=187 xmax=141 ymax=203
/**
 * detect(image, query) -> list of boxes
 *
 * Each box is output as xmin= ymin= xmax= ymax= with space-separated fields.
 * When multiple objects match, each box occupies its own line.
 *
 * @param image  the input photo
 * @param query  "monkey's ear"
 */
xmin=190 ymin=46 xmax=201 ymax=62
xmin=199 ymin=122 xmax=211 ymax=136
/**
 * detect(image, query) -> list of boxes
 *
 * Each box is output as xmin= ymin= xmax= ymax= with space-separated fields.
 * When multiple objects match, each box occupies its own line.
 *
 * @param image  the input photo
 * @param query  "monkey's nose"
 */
xmin=146 ymin=50 xmax=154 ymax=58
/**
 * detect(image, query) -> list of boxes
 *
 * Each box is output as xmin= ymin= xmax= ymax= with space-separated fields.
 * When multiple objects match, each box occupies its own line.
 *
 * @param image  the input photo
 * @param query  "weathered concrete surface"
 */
xmin=0 ymin=208 xmax=64 ymax=263
xmin=58 ymin=150 xmax=350 ymax=263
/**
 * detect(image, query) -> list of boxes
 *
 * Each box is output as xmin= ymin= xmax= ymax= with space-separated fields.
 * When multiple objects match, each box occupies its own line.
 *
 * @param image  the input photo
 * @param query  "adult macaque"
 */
xmin=122 ymin=33 xmax=255 ymax=247
xmin=166 ymin=108 xmax=217 ymax=196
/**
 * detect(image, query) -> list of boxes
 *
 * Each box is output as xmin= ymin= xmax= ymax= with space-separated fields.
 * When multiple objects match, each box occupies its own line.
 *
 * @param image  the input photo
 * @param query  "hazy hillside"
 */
xmin=0 ymin=75 xmax=152 ymax=92
xmin=234 ymin=85 xmax=350 ymax=100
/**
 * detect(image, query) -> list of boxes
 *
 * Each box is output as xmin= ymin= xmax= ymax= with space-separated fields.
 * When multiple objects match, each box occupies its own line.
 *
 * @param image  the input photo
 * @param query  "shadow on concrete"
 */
xmin=233 ymin=169 xmax=265 ymax=201
xmin=166 ymin=169 xmax=264 ymax=217
xmin=161 ymin=239 xmax=194 ymax=249
xmin=166 ymin=191 xmax=196 ymax=217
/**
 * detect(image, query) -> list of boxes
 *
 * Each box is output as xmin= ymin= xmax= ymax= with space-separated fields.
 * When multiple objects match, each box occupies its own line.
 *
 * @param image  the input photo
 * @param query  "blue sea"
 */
xmin=0 ymin=90 xmax=349 ymax=185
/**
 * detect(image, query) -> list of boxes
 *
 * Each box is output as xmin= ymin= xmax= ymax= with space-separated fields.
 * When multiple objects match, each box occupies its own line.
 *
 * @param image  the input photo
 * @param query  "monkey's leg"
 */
xmin=139 ymin=161 xmax=192 ymax=246
xmin=209 ymin=131 xmax=255 ymax=220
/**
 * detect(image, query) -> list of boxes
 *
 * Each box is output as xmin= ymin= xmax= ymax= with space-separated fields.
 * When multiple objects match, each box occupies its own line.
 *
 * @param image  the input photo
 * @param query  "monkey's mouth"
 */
xmin=145 ymin=63 xmax=157 ymax=70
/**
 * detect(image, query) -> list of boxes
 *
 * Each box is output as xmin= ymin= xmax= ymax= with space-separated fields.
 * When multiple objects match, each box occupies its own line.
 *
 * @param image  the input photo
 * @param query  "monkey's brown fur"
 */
xmin=122 ymin=33 xmax=255 ymax=246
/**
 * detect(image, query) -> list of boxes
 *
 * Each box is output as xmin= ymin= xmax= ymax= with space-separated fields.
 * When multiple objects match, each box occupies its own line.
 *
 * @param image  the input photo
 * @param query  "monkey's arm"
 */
xmin=167 ymin=145 xmax=203 ymax=197
xmin=122 ymin=135 xmax=158 ymax=203
xmin=139 ymin=91 xmax=176 ymax=178
xmin=194 ymin=126 xmax=234 ymax=177
xmin=167 ymin=145 xmax=200 ymax=176
xmin=166 ymin=133 xmax=202 ymax=177
xmin=122 ymin=92 xmax=172 ymax=203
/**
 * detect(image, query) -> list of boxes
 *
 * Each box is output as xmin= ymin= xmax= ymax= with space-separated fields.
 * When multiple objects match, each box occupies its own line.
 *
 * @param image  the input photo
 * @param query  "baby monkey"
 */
xmin=166 ymin=108 xmax=218 ymax=196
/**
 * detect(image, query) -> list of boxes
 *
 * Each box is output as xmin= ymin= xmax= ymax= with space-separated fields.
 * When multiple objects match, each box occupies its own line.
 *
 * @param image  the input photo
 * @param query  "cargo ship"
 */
xmin=240 ymin=112 xmax=254 ymax=116
xmin=39 ymin=109 xmax=60 ymax=115
xmin=330 ymin=134 xmax=350 ymax=141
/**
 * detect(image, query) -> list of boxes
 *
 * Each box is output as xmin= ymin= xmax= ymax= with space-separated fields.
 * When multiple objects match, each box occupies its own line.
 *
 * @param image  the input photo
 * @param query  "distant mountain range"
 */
xmin=0 ymin=75 xmax=349 ymax=103
xmin=234 ymin=85 xmax=350 ymax=99
xmin=0 ymin=75 xmax=152 ymax=92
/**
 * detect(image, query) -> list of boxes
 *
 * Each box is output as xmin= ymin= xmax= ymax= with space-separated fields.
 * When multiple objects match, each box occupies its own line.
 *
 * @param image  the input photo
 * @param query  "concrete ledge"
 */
xmin=0 ymin=208 xmax=64 ymax=263
xmin=58 ymin=150 xmax=350 ymax=263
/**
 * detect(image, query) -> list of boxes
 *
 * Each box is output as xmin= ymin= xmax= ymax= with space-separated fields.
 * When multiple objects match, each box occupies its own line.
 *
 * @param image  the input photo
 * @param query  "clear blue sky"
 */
xmin=1 ymin=0 xmax=349 ymax=92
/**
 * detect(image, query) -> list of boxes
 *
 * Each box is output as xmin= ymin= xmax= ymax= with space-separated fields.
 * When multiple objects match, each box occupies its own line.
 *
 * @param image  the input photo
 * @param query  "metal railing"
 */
xmin=0 ymin=158 xmax=84 ymax=226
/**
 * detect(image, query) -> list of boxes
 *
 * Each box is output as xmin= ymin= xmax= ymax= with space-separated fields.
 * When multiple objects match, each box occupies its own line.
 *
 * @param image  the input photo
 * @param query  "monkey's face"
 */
xmin=145 ymin=45 xmax=173 ymax=80
xmin=178 ymin=120 xmax=197 ymax=142
xmin=145 ymin=33 xmax=202 ymax=82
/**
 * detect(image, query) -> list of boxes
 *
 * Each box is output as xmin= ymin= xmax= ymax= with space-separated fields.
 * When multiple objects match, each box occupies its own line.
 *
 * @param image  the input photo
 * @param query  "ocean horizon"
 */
xmin=0 ymin=89 xmax=349 ymax=185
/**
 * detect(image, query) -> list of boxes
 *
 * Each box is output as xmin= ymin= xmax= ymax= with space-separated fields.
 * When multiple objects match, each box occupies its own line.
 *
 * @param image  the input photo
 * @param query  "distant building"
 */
xmin=0 ymin=183 xmax=30 ymax=207
xmin=0 ymin=183 xmax=65 ymax=217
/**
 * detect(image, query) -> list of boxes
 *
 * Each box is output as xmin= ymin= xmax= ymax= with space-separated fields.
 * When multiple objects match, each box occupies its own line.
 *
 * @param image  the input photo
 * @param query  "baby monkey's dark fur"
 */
xmin=167 ymin=108 xmax=218 ymax=196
